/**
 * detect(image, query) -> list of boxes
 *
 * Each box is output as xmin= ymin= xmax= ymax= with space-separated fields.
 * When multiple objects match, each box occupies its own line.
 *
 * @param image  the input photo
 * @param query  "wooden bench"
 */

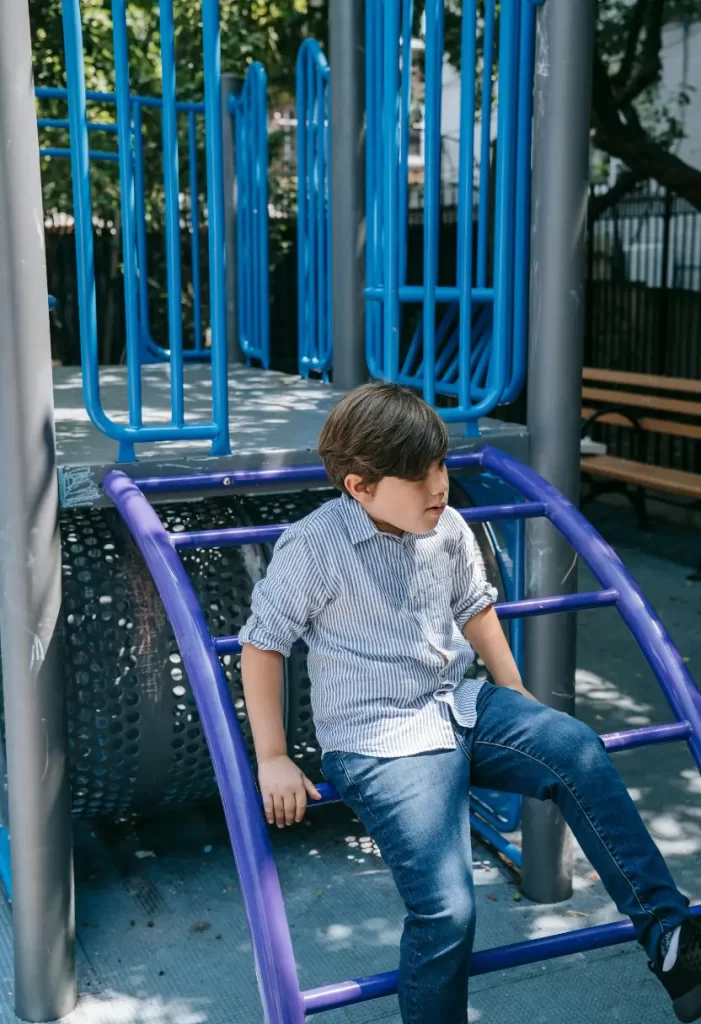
xmin=580 ymin=368 xmax=701 ymax=539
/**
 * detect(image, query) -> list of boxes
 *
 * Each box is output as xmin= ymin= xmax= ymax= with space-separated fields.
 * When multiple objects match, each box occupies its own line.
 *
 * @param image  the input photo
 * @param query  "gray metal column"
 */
xmin=521 ymin=0 xmax=595 ymax=903
xmin=329 ymin=0 xmax=366 ymax=390
xmin=222 ymin=71 xmax=242 ymax=363
xmin=0 ymin=1 xmax=76 ymax=1018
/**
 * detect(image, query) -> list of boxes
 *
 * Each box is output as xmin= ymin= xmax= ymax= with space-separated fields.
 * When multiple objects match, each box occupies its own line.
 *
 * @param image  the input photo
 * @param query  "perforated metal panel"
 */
xmin=61 ymin=497 xmax=271 ymax=817
xmin=57 ymin=486 xmax=504 ymax=818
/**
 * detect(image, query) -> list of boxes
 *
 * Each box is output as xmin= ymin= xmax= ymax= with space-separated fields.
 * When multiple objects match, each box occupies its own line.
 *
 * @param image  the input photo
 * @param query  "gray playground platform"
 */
xmin=0 ymin=529 xmax=697 ymax=1023
xmin=52 ymin=364 xmax=528 ymax=507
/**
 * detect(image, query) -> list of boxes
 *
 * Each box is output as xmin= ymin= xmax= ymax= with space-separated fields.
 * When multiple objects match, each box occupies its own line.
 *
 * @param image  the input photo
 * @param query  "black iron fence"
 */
xmin=585 ymin=181 xmax=701 ymax=379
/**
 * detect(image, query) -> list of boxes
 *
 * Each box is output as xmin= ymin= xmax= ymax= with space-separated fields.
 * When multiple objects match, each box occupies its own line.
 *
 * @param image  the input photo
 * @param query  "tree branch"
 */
xmin=614 ymin=0 xmax=664 ymax=106
xmin=611 ymin=0 xmax=648 ymax=94
xmin=588 ymin=169 xmax=644 ymax=222
xmin=591 ymin=48 xmax=701 ymax=212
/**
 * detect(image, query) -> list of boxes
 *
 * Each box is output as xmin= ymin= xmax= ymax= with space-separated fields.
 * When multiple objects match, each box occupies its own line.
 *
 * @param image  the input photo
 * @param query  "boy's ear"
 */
xmin=344 ymin=473 xmax=375 ymax=504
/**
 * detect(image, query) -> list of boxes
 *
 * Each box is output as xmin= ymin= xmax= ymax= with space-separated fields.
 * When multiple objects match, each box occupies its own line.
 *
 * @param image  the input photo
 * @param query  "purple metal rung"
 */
xmin=214 ymin=590 xmax=619 ymax=654
xmin=601 ymin=721 xmax=692 ymax=753
xmin=170 ymin=502 xmax=547 ymax=551
xmin=495 ymin=588 xmax=619 ymax=620
xmin=302 ymin=905 xmax=701 ymax=1014
xmin=130 ymin=451 xmax=485 ymax=495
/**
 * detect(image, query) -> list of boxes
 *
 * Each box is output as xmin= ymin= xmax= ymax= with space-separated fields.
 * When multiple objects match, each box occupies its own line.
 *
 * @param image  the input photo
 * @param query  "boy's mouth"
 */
xmin=426 ymin=503 xmax=446 ymax=515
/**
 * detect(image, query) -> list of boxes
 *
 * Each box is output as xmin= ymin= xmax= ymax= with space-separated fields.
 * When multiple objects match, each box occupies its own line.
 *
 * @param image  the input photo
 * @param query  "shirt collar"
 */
xmin=339 ymin=494 xmax=382 ymax=545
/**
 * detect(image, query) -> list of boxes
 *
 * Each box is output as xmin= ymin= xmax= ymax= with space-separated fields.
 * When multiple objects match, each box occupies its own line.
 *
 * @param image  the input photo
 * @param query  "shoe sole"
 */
xmin=675 ymin=981 xmax=701 ymax=1023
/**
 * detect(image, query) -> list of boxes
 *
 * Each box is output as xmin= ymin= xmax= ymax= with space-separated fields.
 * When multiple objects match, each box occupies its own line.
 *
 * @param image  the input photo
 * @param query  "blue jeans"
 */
xmin=321 ymin=684 xmax=690 ymax=1024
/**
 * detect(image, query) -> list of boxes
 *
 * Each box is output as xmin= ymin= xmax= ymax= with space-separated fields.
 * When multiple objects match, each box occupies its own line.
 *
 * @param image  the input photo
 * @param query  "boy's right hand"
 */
xmin=258 ymin=754 xmax=322 ymax=827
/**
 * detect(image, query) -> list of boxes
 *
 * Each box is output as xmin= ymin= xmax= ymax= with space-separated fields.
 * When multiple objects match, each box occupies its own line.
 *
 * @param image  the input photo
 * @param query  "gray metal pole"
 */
xmin=329 ymin=0 xmax=366 ymax=390
xmin=521 ymin=0 xmax=595 ymax=904
xmin=222 ymin=71 xmax=242 ymax=363
xmin=0 ymin=1 xmax=76 ymax=1018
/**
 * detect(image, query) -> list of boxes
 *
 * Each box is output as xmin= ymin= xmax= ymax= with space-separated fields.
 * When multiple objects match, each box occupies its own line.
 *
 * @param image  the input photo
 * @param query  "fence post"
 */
xmin=0 ymin=0 xmax=76 ymax=1017
xmin=329 ymin=0 xmax=366 ymax=390
xmin=222 ymin=71 xmax=242 ymax=363
xmin=657 ymin=187 xmax=673 ymax=375
xmin=521 ymin=0 xmax=595 ymax=904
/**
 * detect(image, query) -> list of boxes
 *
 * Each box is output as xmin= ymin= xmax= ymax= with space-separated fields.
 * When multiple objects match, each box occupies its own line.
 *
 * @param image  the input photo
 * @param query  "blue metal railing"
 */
xmin=365 ymin=0 xmax=536 ymax=428
xmin=105 ymin=447 xmax=701 ymax=1021
xmin=49 ymin=0 xmax=230 ymax=461
xmin=36 ymin=86 xmax=211 ymax=366
xmin=296 ymin=39 xmax=332 ymax=380
xmin=228 ymin=63 xmax=271 ymax=369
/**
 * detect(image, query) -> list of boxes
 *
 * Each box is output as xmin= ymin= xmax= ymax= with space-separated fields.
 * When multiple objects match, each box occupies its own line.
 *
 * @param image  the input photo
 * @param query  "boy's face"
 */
xmin=345 ymin=458 xmax=449 ymax=536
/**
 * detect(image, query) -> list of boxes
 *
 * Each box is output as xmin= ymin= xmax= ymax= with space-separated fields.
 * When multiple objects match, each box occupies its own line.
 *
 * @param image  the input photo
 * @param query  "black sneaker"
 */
xmin=650 ymin=918 xmax=701 ymax=1022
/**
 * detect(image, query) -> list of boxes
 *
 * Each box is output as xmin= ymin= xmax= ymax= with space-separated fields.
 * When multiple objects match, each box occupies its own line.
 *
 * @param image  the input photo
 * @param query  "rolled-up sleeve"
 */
xmin=238 ymin=528 xmax=329 ymax=656
xmin=451 ymin=516 xmax=498 ymax=630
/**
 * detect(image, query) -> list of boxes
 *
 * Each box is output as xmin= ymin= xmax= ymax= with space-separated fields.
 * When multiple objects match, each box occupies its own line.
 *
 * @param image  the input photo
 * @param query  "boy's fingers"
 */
xmin=274 ymin=795 xmax=287 ymax=829
xmin=263 ymin=792 xmax=275 ymax=825
xmin=283 ymin=793 xmax=296 ymax=827
xmin=295 ymin=788 xmax=307 ymax=823
xmin=303 ymin=775 xmax=323 ymax=800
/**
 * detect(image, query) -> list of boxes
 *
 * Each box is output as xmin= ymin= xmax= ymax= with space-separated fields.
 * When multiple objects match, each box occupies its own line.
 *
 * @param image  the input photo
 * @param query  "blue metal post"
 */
xmin=222 ymin=71 xmax=242 ymax=363
xmin=158 ymin=0 xmax=185 ymax=424
xmin=112 ymin=0 xmax=143 ymax=441
xmin=202 ymin=0 xmax=231 ymax=454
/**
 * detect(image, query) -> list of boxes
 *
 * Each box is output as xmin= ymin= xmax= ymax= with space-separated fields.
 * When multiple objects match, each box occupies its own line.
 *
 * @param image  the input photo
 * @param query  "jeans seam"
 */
xmin=333 ymin=753 xmax=422 ymax=1022
xmin=474 ymin=739 xmax=665 ymax=934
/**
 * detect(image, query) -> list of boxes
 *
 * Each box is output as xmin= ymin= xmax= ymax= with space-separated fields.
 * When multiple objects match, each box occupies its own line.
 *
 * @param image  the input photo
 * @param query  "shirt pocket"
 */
xmin=415 ymin=552 xmax=452 ymax=613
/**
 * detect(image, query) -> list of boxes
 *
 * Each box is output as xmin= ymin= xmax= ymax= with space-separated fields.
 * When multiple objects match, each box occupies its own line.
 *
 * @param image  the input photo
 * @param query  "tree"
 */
xmin=439 ymin=0 xmax=701 ymax=214
xmin=590 ymin=0 xmax=700 ymax=213
xmin=32 ymin=0 xmax=323 ymax=222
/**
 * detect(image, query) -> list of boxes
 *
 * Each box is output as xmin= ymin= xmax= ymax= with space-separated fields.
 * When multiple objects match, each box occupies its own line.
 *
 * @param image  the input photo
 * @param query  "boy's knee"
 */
xmin=411 ymin=881 xmax=476 ymax=936
xmin=433 ymin=892 xmax=476 ymax=942
xmin=552 ymin=714 xmax=608 ymax=776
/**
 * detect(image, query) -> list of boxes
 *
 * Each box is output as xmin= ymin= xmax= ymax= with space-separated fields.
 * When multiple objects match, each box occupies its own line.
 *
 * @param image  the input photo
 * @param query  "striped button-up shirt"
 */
xmin=239 ymin=494 xmax=498 ymax=757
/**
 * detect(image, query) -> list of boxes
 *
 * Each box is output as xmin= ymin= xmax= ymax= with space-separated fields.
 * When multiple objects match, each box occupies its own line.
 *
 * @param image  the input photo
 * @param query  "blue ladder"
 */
xmin=104 ymin=446 xmax=701 ymax=1023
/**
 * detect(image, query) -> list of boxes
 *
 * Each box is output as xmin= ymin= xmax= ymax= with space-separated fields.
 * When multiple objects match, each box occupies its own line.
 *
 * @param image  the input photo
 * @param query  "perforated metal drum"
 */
xmin=54 ymin=485 xmax=504 ymax=818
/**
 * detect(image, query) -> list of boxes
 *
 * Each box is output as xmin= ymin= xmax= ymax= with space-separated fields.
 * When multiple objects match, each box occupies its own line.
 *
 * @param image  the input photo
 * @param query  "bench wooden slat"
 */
xmin=581 ymin=407 xmax=701 ymax=442
xmin=581 ymin=456 xmax=701 ymax=499
xmin=583 ymin=368 xmax=701 ymax=395
xmin=582 ymin=386 xmax=701 ymax=419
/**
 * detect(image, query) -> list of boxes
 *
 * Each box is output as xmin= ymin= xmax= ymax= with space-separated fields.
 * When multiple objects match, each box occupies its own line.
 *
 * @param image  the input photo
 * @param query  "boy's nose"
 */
xmin=427 ymin=467 xmax=448 ymax=496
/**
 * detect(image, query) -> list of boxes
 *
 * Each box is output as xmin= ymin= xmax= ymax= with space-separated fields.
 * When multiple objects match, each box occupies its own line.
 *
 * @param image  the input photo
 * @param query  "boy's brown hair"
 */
xmin=318 ymin=382 xmax=449 ymax=493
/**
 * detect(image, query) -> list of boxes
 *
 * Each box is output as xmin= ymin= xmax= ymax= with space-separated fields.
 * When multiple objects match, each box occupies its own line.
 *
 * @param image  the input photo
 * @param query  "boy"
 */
xmin=240 ymin=382 xmax=701 ymax=1024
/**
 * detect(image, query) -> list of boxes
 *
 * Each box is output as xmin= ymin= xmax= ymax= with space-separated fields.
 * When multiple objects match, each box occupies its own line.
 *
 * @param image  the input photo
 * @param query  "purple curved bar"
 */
xmin=102 ymin=471 xmax=305 ymax=1024
xmin=103 ymin=448 xmax=701 ymax=1022
xmin=170 ymin=502 xmax=546 ymax=551
xmin=477 ymin=446 xmax=701 ymax=772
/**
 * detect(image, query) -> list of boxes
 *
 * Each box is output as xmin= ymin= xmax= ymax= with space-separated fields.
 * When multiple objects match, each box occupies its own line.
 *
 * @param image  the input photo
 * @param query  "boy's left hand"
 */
xmin=503 ymin=682 xmax=540 ymax=703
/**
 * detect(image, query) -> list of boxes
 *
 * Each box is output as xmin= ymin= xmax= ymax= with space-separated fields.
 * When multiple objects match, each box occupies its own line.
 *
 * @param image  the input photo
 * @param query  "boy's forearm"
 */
xmin=463 ymin=606 xmax=525 ymax=692
xmin=241 ymin=644 xmax=288 ymax=760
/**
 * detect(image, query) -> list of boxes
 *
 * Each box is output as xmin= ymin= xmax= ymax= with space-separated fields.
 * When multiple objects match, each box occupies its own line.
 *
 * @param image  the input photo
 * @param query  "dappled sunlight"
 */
xmin=526 ymin=909 xmax=594 ymax=939
xmin=575 ymin=669 xmax=655 ymax=725
xmin=53 ymin=363 xmax=344 ymax=467
xmin=644 ymin=811 xmax=701 ymax=857
xmin=317 ymin=916 xmax=402 ymax=951
xmin=681 ymin=769 xmax=701 ymax=796
xmin=68 ymin=991 xmax=208 ymax=1024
